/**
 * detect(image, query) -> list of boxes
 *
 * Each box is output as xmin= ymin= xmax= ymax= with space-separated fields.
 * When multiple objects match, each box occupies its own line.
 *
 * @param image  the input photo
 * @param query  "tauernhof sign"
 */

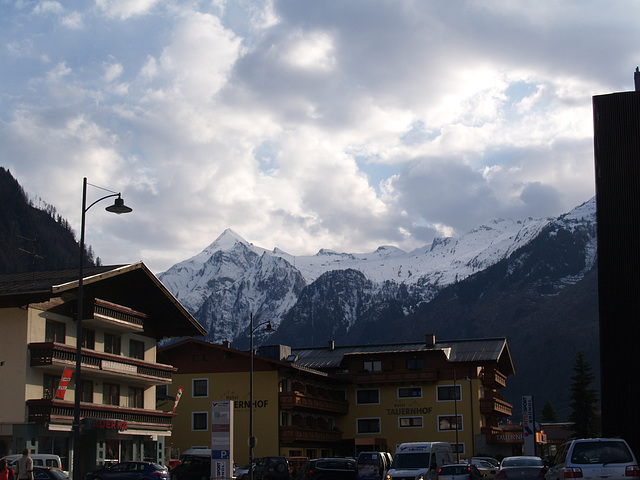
xmin=84 ymin=419 xmax=128 ymax=430
xmin=488 ymin=432 xmax=523 ymax=444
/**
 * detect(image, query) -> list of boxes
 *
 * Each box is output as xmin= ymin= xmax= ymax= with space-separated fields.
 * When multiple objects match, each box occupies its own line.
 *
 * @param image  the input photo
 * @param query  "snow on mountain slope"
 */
xmin=158 ymin=198 xmax=596 ymax=344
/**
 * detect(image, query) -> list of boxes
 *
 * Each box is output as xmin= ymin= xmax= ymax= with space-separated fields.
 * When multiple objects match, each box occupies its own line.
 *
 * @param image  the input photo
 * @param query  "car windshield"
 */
xmin=502 ymin=458 xmax=543 ymax=467
xmin=316 ymin=460 xmax=355 ymax=470
xmin=571 ymin=442 xmax=633 ymax=465
xmin=440 ymin=466 xmax=470 ymax=475
xmin=391 ymin=453 xmax=431 ymax=469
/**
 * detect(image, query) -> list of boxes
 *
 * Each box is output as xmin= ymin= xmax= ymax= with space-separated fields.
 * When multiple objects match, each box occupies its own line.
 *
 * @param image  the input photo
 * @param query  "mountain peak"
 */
xmin=206 ymin=228 xmax=249 ymax=252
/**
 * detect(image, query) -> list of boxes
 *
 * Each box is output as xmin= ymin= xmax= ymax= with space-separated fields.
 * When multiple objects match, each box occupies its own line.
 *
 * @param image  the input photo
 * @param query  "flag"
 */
xmin=173 ymin=386 xmax=184 ymax=412
xmin=55 ymin=368 xmax=74 ymax=400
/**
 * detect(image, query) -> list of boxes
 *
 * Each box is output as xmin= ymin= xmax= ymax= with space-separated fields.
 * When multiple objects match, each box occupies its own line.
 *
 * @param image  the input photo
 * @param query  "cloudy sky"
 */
xmin=2 ymin=0 xmax=637 ymax=274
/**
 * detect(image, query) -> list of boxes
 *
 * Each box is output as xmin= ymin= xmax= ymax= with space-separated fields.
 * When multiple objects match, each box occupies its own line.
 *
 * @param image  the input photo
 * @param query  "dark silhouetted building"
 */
xmin=592 ymin=74 xmax=640 ymax=458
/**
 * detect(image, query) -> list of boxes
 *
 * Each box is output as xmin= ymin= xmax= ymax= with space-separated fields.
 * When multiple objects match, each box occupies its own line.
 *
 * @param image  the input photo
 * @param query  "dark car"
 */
xmin=87 ymin=462 xmax=170 ymax=480
xmin=297 ymin=458 xmax=357 ymax=480
xmin=437 ymin=464 xmax=483 ymax=480
xmin=34 ymin=467 xmax=71 ymax=480
xmin=253 ymin=457 xmax=289 ymax=480
xmin=170 ymin=449 xmax=211 ymax=480
xmin=496 ymin=456 xmax=547 ymax=480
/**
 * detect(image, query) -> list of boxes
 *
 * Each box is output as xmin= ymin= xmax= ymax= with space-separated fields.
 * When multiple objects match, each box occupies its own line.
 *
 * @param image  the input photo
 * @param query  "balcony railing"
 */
xmin=29 ymin=343 xmax=175 ymax=385
xmin=480 ymin=369 xmax=507 ymax=389
xmin=27 ymin=399 xmax=173 ymax=430
xmin=351 ymin=369 xmax=437 ymax=384
xmin=479 ymin=396 xmax=513 ymax=417
xmin=280 ymin=391 xmax=349 ymax=414
xmin=280 ymin=425 xmax=342 ymax=444
xmin=82 ymin=298 xmax=147 ymax=334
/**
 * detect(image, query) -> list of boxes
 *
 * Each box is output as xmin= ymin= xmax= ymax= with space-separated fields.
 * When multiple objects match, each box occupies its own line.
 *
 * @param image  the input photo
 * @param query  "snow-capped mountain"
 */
xmin=159 ymin=197 xmax=597 ymax=347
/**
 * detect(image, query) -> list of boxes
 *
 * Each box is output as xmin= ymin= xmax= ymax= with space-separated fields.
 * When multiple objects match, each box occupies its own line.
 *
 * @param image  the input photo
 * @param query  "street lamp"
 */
xmin=453 ymin=369 xmax=460 ymax=463
xmin=249 ymin=312 xmax=276 ymax=480
xmin=73 ymin=177 xmax=132 ymax=480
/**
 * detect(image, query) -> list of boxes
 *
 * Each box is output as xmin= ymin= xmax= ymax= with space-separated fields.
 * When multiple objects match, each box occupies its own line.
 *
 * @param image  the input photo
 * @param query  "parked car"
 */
xmin=468 ymin=458 xmax=499 ymax=469
xmin=357 ymin=452 xmax=390 ymax=480
xmin=234 ymin=463 xmax=253 ymax=480
xmin=496 ymin=456 xmax=546 ymax=480
xmin=3 ymin=455 xmax=64 ymax=472
xmin=466 ymin=459 xmax=498 ymax=478
xmin=253 ymin=457 xmax=289 ymax=480
xmin=33 ymin=466 xmax=71 ymax=480
xmin=170 ymin=449 xmax=211 ymax=480
xmin=87 ymin=462 xmax=170 ymax=480
xmin=545 ymin=438 xmax=639 ymax=480
xmin=437 ymin=464 xmax=483 ymax=480
xmin=297 ymin=458 xmax=357 ymax=480
xmin=288 ymin=457 xmax=308 ymax=479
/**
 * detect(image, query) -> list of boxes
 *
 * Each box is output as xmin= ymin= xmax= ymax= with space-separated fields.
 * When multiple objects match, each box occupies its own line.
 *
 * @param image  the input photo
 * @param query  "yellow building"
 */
xmin=158 ymin=334 xmax=516 ymax=464
xmin=0 ymin=263 xmax=206 ymax=478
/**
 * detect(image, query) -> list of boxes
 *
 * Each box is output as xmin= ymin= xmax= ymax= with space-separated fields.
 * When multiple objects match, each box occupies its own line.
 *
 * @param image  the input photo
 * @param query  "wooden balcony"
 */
xmin=479 ymin=396 xmax=513 ymax=417
xmin=29 ymin=342 xmax=176 ymax=386
xmin=480 ymin=369 xmax=507 ymax=389
xmin=351 ymin=368 xmax=437 ymax=384
xmin=26 ymin=399 xmax=173 ymax=431
xmin=280 ymin=391 xmax=349 ymax=414
xmin=280 ymin=425 xmax=343 ymax=444
xmin=82 ymin=298 xmax=147 ymax=334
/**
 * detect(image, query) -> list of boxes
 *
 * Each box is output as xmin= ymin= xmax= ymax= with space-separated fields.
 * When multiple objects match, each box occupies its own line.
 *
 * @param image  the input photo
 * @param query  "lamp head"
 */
xmin=105 ymin=195 xmax=133 ymax=214
xmin=264 ymin=321 xmax=277 ymax=334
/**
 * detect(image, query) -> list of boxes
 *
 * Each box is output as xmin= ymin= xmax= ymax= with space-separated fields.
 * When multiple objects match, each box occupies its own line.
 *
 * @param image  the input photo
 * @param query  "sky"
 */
xmin=2 ymin=0 xmax=638 ymax=274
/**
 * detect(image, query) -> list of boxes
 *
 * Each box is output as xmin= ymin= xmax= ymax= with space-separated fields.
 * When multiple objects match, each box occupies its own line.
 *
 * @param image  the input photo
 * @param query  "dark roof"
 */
xmin=0 ymin=262 xmax=207 ymax=339
xmin=291 ymin=337 xmax=514 ymax=374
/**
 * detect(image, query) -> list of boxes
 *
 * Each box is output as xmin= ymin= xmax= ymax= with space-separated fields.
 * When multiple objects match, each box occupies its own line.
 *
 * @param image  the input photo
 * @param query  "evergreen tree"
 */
xmin=568 ymin=351 xmax=599 ymax=437
xmin=542 ymin=400 xmax=558 ymax=422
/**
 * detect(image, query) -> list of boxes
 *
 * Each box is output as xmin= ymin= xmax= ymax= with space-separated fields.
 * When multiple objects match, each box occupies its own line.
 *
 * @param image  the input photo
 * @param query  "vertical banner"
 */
xmin=211 ymin=401 xmax=234 ymax=480
xmin=55 ymin=368 xmax=74 ymax=399
xmin=172 ymin=386 xmax=184 ymax=412
xmin=522 ymin=395 xmax=535 ymax=456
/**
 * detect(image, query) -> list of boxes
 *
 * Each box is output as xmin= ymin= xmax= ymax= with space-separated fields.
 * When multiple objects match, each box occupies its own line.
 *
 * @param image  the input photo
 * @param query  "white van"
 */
xmin=2 ymin=454 xmax=64 ymax=471
xmin=386 ymin=442 xmax=454 ymax=480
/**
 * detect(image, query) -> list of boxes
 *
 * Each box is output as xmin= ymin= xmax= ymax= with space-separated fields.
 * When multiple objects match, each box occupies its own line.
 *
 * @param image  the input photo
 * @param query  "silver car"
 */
xmin=546 ymin=438 xmax=639 ymax=480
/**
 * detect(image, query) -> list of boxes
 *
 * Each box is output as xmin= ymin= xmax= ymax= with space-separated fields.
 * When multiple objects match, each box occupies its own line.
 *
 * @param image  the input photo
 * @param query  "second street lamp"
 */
xmin=72 ymin=177 xmax=132 ymax=480
xmin=249 ymin=312 xmax=276 ymax=480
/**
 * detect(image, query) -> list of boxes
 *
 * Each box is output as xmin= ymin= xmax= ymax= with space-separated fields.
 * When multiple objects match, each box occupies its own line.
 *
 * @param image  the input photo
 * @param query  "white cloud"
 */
xmin=0 ymin=0 xmax=630 ymax=272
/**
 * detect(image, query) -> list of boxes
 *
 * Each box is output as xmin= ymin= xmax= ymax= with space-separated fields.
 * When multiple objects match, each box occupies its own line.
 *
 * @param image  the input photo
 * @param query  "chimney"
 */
xmin=328 ymin=339 xmax=335 ymax=351
xmin=221 ymin=340 xmax=231 ymax=348
xmin=425 ymin=334 xmax=436 ymax=347
xmin=635 ymin=67 xmax=640 ymax=92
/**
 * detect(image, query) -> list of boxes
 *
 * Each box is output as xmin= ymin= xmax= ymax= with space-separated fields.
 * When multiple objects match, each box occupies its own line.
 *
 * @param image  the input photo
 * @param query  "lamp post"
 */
xmin=73 ymin=177 xmax=132 ymax=480
xmin=453 ymin=369 xmax=460 ymax=463
xmin=249 ymin=312 xmax=276 ymax=480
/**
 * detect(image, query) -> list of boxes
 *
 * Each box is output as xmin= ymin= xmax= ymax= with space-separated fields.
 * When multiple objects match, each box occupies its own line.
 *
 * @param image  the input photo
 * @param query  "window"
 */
xmin=357 ymin=418 xmax=381 ymax=434
xmin=192 ymin=412 xmax=208 ymax=431
xmin=437 ymin=385 xmax=461 ymax=401
xmin=193 ymin=378 xmax=209 ymax=397
xmin=104 ymin=334 xmax=121 ymax=355
xmin=406 ymin=358 xmax=425 ymax=370
xmin=104 ymin=383 xmax=120 ymax=406
xmin=43 ymin=374 xmax=61 ymax=399
xmin=81 ymin=380 xmax=93 ymax=403
xmin=438 ymin=415 xmax=463 ymax=431
xmin=451 ymin=443 xmax=465 ymax=455
xmin=398 ymin=387 xmax=422 ymax=398
xmin=363 ymin=360 xmax=382 ymax=372
xmin=356 ymin=389 xmax=380 ymax=404
xmin=82 ymin=329 xmax=95 ymax=349
xmin=281 ymin=411 xmax=291 ymax=426
xmin=129 ymin=387 xmax=144 ymax=408
xmin=399 ymin=416 xmax=423 ymax=428
xmin=45 ymin=320 xmax=65 ymax=343
xmin=129 ymin=339 xmax=145 ymax=360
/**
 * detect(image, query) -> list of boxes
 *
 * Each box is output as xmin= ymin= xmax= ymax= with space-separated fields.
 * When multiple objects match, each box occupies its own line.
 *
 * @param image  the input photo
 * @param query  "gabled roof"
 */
xmin=291 ymin=337 xmax=515 ymax=375
xmin=0 ymin=262 xmax=207 ymax=340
